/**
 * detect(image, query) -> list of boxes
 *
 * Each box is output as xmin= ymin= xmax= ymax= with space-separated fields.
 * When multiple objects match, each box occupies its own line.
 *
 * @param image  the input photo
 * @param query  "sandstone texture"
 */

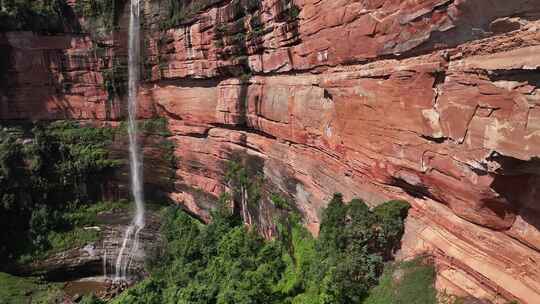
xmin=1 ymin=0 xmax=540 ymax=303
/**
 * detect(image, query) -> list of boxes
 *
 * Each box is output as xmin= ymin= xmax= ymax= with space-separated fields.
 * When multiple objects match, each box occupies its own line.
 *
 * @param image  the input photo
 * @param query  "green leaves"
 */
xmin=162 ymin=0 xmax=217 ymax=30
xmin=363 ymin=259 xmax=437 ymax=304
xmin=0 ymin=121 xmax=120 ymax=262
xmin=0 ymin=271 xmax=63 ymax=304
xmin=116 ymin=194 xmax=411 ymax=304
xmin=0 ymin=0 xmax=68 ymax=33
xmin=295 ymin=194 xmax=411 ymax=304
xmin=74 ymin=0 xmax=126 ymax=33
xmin=111 ymin=279 xmax=165 ymax=304
xmin=373 ymin=200 xmax=411 ymax=259
xmin=80 ymin=294 xmax=107 ymax=304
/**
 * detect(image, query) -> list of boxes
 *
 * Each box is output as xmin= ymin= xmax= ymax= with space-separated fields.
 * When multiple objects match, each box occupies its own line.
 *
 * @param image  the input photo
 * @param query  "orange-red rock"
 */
xmin=2 ymin=0 xmax=540 ymax=303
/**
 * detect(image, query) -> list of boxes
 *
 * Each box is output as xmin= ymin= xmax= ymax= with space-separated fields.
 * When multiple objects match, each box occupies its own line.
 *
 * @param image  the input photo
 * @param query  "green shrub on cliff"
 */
xmin=139 ymin=118 xmax=173 ymax=136
xmin=162 ymin=0 xmax=217 ymax=29
xmin=74 ymin=0 xmax=126 ymax=34
xmin=363 ymin=258 xmax=437 ymax=304
xmin=80 ymin=294 xmax=107 ymax=304
xmin=46 ymin=227 xmax=100 ymax=255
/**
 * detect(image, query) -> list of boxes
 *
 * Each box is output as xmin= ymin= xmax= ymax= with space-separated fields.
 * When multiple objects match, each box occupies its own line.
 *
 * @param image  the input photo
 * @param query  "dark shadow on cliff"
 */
xmin=486 ymin=69 xmax=540 ymax=88
xmin=388 ymin=176 xmax=435 ymax=201
xmin=395 ymin=0 xmax=540 ymax=60
xmin=487 ymin=154 xmax=540 ymax=231
xmin=0 ymin=2 xmax=106 ymax=121
xmin=0 ymin=38 xmax=12 ymax=118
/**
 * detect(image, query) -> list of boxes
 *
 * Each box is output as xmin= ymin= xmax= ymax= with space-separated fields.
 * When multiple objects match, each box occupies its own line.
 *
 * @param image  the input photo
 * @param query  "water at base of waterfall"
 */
xmin=111 ymin=0 xmax=145 ymax=282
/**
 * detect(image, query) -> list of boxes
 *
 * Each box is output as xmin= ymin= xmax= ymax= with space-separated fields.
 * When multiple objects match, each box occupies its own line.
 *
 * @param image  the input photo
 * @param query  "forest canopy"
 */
xmin=109 ymin=194 xmax=419 ymax=304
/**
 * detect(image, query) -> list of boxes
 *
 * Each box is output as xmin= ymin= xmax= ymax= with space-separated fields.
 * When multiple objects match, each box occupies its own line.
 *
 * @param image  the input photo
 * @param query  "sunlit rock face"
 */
xmin=1 ymin=0 xmax=540 ymax=303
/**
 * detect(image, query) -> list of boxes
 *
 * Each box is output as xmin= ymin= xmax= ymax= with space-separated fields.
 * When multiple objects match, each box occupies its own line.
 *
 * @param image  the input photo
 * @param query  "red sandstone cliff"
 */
xmin=1 ymin=0 xmax=540 ymax=303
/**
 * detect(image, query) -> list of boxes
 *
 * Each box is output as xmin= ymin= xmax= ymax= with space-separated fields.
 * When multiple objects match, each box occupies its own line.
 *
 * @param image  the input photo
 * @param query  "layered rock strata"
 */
xmin=1 ymin=0 xmax=540 ymax=302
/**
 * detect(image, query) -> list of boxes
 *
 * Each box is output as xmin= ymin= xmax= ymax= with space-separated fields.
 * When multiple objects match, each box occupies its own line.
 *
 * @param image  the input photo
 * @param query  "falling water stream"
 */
xmin=113 ymin=0 xmax=145 ymax=281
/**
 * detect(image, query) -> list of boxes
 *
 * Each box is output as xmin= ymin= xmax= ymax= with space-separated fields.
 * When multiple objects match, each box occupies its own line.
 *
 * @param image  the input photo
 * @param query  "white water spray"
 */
xmin=114 ymin=0 xmax=144 ymax=281
xmin=103 ymin=248 xmax=107 ymax=277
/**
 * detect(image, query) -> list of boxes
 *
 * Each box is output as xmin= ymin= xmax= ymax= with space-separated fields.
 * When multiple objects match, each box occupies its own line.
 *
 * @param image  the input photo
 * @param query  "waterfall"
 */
xmin=103 ymin=248 xmax=107 ymax=278
xmin=114 ymin=0 xmax=145 ymax=281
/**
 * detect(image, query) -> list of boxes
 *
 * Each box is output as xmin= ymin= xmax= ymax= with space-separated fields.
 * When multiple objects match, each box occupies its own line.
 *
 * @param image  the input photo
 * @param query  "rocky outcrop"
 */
xmin=15 ymin=208 xmax=161 ymax=282
xmin=1 ymin=0 xmax=540 ymax=303
xmin=0 ymin=31 xmax=114 ymax=120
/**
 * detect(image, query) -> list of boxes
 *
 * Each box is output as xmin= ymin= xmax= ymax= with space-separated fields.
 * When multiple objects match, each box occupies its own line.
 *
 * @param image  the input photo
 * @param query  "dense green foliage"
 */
xmin=286 ymin=195 xmax=411 ymax=304
xmin=111 ymin=193 xmax=411 ymax=304
xmin=363 ymin=259 xmax=437 ymax=304
xmin=0 ymin=0 xmax=69 ymax=32
xmin=80 ymin=294 xmax=108 ymax=304
xmin=0 ymin=121 xmax=121 ymax=263
xmin=0 ymin=272 xmax=63 ymax=304
xmin=162 ymin=0 xmax=216 ymax=29
xmin=74 ymin=0 xmax=125 ymax=33
xmin=224 ymin=159 xmax=263 ymax=225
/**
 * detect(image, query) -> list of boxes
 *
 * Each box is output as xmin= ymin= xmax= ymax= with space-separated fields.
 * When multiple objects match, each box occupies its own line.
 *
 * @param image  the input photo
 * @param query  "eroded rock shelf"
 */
xmin=1 ymin=0 xmax=540 ymax=303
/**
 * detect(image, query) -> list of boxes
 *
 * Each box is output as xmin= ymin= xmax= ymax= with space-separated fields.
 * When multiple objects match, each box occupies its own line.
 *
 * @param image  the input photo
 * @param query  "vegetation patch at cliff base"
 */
xmin=363 ymin=258 xmax=437 ymax=304
xmin=109 ymin=193 xmax=418 ymax=304
xmin=0 ymin=272 xmax=63 ymax=304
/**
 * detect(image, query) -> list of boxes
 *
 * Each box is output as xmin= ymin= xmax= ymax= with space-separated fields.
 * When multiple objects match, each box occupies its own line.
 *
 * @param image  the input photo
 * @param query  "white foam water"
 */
xmin=103 ymin=248 xmax=107 ymax=277
xmin=114 ymin=0 xmax=145 ymax=282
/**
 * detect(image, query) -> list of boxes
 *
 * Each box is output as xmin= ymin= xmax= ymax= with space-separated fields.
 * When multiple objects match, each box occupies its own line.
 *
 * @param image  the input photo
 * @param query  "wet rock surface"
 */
xmin=60 ymin=278 xmax=133 ymax=303
xmin=19 ymin=208 xmax=162 ymax=285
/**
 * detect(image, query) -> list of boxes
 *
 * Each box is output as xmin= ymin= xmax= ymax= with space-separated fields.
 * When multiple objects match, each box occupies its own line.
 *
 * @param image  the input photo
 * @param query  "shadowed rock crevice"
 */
xmin=486 ymin=69 xmax=540 ymax=88
xmin=388 ymin=176 xmax=435 ymax=201
xmin=0 ymin=39 xmax=12 ymax=113
xmin=403 ymin=0 xmax=540 ymax=59
xmin=487 ymin=154 xmax=540 ymax=232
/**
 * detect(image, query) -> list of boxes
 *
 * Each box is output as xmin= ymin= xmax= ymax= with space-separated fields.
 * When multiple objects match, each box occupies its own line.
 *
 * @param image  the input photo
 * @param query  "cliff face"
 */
xmin=1 ymin=0 xmax=540 ymax=303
